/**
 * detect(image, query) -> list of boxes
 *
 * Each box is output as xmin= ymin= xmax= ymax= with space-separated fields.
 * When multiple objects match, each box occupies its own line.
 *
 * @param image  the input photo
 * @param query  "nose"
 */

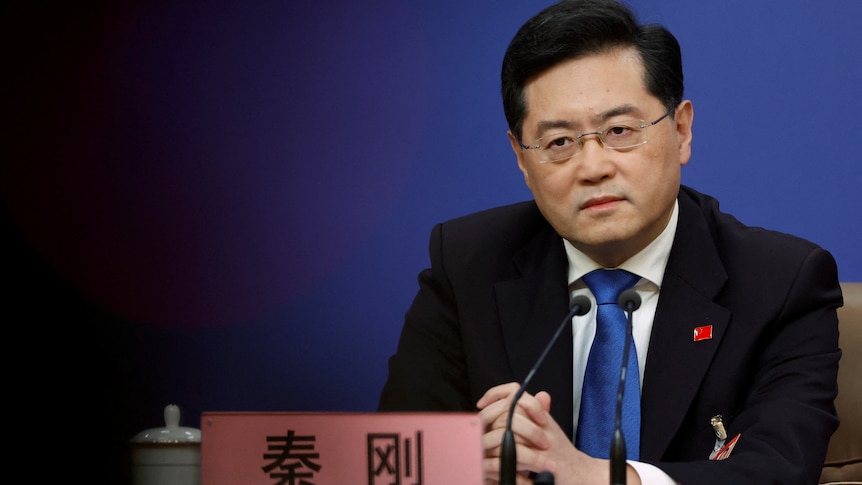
xmin=576 ymin=134 xmax=615 ymax=182
xmin=576 ymin=130 xmax=604 ymax=146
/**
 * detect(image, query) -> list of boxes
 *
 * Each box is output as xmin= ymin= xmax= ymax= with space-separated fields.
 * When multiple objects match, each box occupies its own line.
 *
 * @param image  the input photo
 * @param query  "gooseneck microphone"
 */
xmin=500 ymin=295 xmax=592 ymax=485
xmin=610 ymin=288 xmax=642 ymax=485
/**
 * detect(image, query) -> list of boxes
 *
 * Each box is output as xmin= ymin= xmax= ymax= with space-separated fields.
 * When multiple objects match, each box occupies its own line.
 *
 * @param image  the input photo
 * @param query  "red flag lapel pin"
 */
xmin=693 ymin=325 xmax=713 ymax=342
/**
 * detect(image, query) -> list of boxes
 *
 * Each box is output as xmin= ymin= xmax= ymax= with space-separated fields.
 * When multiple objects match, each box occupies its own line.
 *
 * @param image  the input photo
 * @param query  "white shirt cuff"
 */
xmin=629 ymin=460 xmax=678 ymax=485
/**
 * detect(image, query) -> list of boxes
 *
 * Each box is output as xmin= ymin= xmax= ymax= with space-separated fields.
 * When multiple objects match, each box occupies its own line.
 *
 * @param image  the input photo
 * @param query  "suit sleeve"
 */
xmin=377 ymin=222 xmax=474 ymax=411
xmin=656 ymin=246 xmax=842 ymax=484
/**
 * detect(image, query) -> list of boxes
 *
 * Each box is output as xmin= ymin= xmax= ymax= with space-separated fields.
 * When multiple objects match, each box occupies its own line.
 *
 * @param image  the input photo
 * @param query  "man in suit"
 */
xmin=378 ymin=1 xmax=842 ymax=484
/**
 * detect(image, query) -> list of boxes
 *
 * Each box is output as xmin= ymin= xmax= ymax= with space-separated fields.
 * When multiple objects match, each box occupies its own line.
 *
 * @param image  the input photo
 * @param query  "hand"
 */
xmin=477 ymin=382 xmax=552 ymax=484
xmin=477 ymin=383 xmax=640 ymax=485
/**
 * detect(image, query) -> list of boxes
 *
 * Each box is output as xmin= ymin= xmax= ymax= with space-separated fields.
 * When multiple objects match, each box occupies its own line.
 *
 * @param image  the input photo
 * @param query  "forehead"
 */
xmin=521 ymin=48 xmax=658 ymax=130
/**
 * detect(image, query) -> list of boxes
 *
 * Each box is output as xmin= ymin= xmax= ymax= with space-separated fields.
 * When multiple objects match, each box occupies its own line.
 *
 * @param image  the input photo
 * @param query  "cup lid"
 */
xmin=130 ymin=404 xmax=201 ymax=444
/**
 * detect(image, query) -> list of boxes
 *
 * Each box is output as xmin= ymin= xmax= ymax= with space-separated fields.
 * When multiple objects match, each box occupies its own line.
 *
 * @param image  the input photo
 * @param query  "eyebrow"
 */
xmin=534 ymin=119 xmax=575 ymax=136
xmin=532 ymin=104 xmax=642 ymax=138
xmin=597 ymin=104 xmax=639 ymax=121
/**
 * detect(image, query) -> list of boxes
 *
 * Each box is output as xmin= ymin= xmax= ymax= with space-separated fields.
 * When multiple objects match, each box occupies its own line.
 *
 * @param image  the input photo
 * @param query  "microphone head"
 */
xmin=570 ymin=294 xmax=591 ymax=316
xmin=618 ymin=288 xmax=641 ymax=311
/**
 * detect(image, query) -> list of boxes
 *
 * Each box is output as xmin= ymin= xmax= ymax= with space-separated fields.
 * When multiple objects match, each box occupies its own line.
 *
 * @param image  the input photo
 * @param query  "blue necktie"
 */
xmin=576 ymin=269 xmax=641 ymax=460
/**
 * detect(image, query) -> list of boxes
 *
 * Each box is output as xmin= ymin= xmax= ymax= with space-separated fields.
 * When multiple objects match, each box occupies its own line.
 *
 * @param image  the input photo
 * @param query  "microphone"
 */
xmin=610 ymin=288 xmax=642 ymax=485
xmin=500 ymin=294 xmax=591 ymax=485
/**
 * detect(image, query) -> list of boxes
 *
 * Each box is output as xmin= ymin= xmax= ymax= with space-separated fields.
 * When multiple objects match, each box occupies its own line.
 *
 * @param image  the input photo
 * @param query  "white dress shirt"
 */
xmin=564 ymin=200 xmax=680 ymax=484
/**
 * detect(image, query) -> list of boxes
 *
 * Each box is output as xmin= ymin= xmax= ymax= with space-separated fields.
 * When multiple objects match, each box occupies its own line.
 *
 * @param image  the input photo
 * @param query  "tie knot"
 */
xmin=582 ymin=269 xmax=640 ymax=305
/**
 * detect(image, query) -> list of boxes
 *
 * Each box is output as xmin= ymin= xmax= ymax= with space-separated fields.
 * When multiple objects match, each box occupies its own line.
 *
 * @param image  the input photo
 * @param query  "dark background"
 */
xmin=3 ymin=1 xmax=860 ymax=482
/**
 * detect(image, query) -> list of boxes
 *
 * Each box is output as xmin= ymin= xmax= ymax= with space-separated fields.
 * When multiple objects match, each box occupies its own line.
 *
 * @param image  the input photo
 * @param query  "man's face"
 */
xmin=509 ymin=47 xmax=693 ymax=268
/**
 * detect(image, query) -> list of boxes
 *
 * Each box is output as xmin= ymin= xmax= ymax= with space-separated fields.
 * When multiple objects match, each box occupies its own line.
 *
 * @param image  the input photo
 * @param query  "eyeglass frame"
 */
xmin=518 ymin=106 xmax=676 ymax=164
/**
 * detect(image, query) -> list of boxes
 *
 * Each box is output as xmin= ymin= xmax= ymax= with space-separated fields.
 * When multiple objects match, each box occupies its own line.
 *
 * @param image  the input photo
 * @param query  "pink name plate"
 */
xmin=201 ymin=412 xmax=484 ymax=485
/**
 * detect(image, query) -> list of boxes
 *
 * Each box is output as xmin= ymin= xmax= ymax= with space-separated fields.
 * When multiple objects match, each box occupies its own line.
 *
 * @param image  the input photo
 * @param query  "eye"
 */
xmin=603 ymin=123 xmax=639 ymax=142
xmin=542 ymin=133 xmax=576 ymax=152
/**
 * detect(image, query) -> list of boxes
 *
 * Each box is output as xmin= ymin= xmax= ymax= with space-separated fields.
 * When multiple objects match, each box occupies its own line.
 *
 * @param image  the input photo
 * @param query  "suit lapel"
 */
xmin=495 ymin=223 xmax=576 ymax=438
xmin=639 ymin=191 xmax=730 ymax=460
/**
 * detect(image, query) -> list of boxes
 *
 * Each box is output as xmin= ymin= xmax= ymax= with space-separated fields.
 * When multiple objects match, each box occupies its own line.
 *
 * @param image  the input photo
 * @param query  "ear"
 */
xmin=674 ymin=100 xmax=694 ymax=167
xmin=508 ymin=130 xmax=533 ymax=189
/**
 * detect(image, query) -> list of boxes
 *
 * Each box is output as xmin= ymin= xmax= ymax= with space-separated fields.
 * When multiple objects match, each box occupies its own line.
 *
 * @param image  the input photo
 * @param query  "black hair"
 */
xmin=501 ymin=0 xmax=684 ymax=141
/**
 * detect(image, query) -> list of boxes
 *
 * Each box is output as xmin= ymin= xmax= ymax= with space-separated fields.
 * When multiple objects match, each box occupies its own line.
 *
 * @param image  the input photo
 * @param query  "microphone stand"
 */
xmin=610 ymin=289 xmax=641 ymax=485
xmin=500 ymin=295 xmax=591 ymax=485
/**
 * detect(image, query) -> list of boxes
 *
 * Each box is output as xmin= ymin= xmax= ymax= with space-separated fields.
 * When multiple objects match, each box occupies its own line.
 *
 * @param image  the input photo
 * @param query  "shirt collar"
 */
xmin=564 ymin=199 xmax=678 ymax=289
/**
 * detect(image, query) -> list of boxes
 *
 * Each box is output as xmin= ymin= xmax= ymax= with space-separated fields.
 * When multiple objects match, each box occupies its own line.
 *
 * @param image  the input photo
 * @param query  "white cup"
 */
xmin=130 ymin=404 xmax=201 ymax=485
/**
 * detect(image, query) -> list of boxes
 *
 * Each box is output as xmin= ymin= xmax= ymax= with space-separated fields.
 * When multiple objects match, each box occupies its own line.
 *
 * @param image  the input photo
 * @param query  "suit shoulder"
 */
xmin=427 ymin=200 xmax=561 ymax=275
xmin=681 ymin=186 xmax=821 ymax=251
xmin=444 ymin=200 xmax=541 ymax=225
xmin=679 ymin=186 xmax=836 ymax=277
xmin=438 ymin=200 xmax=549 ymax=242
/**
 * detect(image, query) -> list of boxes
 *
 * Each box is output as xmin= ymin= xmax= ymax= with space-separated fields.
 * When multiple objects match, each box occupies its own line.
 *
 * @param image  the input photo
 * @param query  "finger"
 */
xmin=509 ymin=411 xmax=551 ymax=450
xmin=484 ymin=412 xmax=551 ymax=454
xmin=528 ymin=391 xmax=552 ymax=426
xmin=479 ymin=393 xmax=508 ymax=420
xmin=479 ymin=394 xmax=514 ymax=431
xmin=481 ymin=389 xmax=541 ymax=432
xmin=508 ymin=390 xmax=548 ymax=427
xmin=483 ymin=456 xmax=500 ymax=481
xmin=483 ymin=450 xmax=548 ymax=485
xmin=482 ymin=457 xmax=535 ymax=484
xmin=535 ymin=390 xmax=552 ymax=412
xmin=477 ymin=382 xmax=521 ymax=409
xmin=482 ymin=396 xmax=551 ymax=451
xmin=482 ymin=427 xmax=504 ymax=456
xmin=512 ymin=440 xmax=551 ymax=471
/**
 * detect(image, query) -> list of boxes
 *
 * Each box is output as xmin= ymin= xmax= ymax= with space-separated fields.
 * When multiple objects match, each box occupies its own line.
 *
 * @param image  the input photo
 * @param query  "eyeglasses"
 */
xmin=519 ymin=107 xmax=675 ymax=164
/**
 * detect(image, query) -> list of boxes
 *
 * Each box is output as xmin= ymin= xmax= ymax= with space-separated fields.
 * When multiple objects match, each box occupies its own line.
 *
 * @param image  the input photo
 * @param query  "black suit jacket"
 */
xmin=379 ymin=186 xmax=842 ymax=484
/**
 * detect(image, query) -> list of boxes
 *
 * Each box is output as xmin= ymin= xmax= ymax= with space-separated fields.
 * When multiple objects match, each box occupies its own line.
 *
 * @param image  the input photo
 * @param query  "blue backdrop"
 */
xmin=2 ymin=1 xmax=860 ymax=481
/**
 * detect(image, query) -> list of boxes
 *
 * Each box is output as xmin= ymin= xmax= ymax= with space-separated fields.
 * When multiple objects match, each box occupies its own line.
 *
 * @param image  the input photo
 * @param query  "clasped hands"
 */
xmin=477 ymin=382 xmax=636 ymax=485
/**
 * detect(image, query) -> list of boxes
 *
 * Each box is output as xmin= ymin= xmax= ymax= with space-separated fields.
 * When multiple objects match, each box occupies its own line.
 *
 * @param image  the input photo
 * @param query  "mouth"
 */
xmin=581 ymin=195 xmax=625 ymax=211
